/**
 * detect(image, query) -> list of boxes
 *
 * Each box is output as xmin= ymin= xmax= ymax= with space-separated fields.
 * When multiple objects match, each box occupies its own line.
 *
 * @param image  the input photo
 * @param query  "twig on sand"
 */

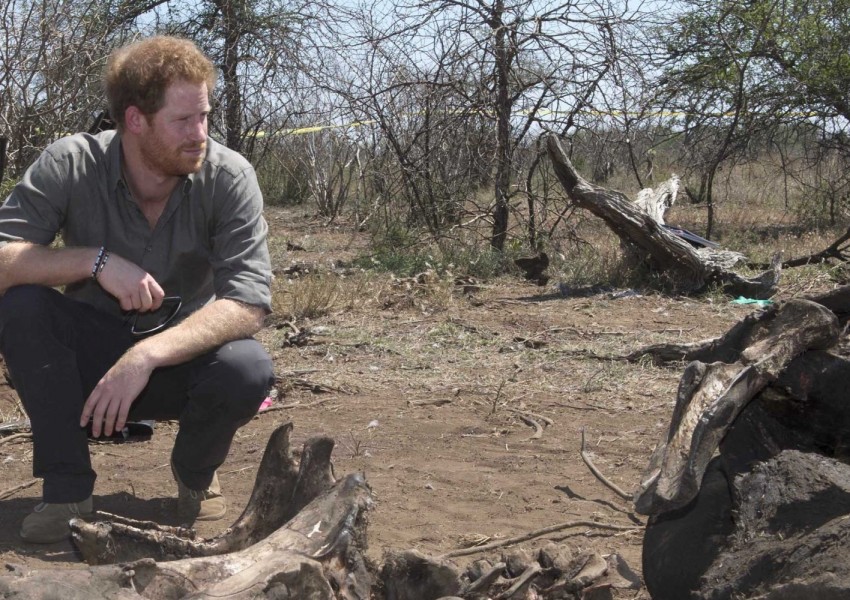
xmin=0 ymin=432 xmax=32 ymax=446
xmin=441 ymin=519 xmax=639 ymax=559
xmin=0 ymin=419 xmax=30 ymax=434
xmin=580 ymin=427 xmax=632 ymax=501
xmin=408 ymin=398 xmax=453 ymax=407
xmin=489 ymin=380 xmax=507 ymax=415
xmin=0 ymin=479 xmax=37 ymax=500
xmin=504 ymin=407 xmax=554 ymax=426
xmin=258 ymin=396 xmax=335 ymax=414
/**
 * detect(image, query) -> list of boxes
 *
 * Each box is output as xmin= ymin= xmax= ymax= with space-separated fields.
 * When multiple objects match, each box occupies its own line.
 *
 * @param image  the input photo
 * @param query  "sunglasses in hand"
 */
xmin=127 ymin=296 xmax=182 ymax=336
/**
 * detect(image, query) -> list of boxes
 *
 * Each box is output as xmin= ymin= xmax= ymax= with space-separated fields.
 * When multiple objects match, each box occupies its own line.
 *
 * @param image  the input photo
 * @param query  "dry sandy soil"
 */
xmin=0 ymin=205 xmax=781 ymax=597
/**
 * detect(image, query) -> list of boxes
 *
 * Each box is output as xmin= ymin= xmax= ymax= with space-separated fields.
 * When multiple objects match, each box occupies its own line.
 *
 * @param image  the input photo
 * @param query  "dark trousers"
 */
xmin=0 ymin=285 xmax=274 ymax=503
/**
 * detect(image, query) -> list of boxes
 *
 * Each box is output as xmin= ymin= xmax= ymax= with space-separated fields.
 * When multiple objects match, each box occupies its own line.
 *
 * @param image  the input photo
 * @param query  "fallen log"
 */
xmin=626 ymin=306 xmax=780 ymax=365
xmin=546 ymin=135 xmax=780 ymax=298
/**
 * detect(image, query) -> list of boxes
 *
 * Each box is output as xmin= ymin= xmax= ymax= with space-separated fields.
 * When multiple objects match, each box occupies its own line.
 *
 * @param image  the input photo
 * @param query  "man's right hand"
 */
xmin=80 ymin=345 xmax=155 ymax=437
xmin=96 ymin=253 xmax=165 ymax=312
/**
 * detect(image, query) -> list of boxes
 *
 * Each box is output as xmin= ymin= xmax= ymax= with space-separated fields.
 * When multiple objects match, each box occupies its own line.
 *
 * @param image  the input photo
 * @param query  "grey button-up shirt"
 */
xmin=0 ymin=131 xmax=272 ymax=321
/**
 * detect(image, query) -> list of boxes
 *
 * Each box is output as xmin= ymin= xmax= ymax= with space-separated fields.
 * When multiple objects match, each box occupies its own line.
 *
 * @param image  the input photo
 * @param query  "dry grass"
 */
xmin=0 ymin=394 xmax=25 ymax=424
xmin=266 ymin=149 xmax=849 ymax=321
xmin=272 ymin=271 xmax=381 ymax=321
xmin=599 ymin=157 xmax=846 ymax=278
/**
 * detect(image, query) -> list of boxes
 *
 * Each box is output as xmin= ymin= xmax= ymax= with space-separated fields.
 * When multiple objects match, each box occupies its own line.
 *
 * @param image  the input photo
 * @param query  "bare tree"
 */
xmin=159 ymin=0 xmax=315 ymax=161
xmin=307 ymin=0 xmax=657 ymax=253
xmin=0 ymin=0 xmax=140 ymax=178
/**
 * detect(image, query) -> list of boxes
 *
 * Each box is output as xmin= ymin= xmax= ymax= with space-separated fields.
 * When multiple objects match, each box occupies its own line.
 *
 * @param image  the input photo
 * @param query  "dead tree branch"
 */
xmin=0 ymin=432 xmax=32 ymax=446
xmin=0 ymin=479 xmax=38 ymax=500
xmin=749 ymin=225 xmax=850 ymax=269
xmin=546 ymin=135 xmax=780 ymax=299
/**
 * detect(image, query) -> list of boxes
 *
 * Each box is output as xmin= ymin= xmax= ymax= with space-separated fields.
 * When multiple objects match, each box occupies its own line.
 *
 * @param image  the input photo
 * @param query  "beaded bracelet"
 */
xmin=97 ymin=251 xmax=110 ymax=278
xmin=91 ymin=246 xmax=107 ymax=281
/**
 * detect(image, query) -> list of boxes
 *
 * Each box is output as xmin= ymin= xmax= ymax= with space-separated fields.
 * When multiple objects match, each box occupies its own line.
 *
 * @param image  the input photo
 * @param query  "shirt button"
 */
xmin=145 ymin=246 xmax=153 ymax=253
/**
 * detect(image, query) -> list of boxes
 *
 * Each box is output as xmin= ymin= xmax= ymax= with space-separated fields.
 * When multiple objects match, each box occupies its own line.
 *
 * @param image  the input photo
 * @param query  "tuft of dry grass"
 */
xmin=376 ymin=272 xmax=457 ymax=314
xmin=272 ymin=271 xmax=380 ymax=321
xmin=0 ymin=391 xmax=26 ymax=423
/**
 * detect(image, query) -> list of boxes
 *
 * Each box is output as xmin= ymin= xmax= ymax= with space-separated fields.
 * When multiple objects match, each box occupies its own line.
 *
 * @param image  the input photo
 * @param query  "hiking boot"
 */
xmin=20 ymin=496 xmax=93 ymax=544
xmin=171 ymin=461 xmax=226 ymax=523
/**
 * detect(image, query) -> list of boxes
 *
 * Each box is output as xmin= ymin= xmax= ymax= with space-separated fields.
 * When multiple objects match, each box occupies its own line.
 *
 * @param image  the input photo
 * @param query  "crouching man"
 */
xmin=0 ymin=35 xmax=274 ymax=543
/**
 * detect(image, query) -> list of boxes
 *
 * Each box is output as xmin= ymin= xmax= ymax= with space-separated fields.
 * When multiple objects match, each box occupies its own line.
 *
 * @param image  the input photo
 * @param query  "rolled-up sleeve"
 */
xmin=209 ymin=166 xmax=272 ymax=313
xmin=0 ymin=149 xmax=68 ymax=247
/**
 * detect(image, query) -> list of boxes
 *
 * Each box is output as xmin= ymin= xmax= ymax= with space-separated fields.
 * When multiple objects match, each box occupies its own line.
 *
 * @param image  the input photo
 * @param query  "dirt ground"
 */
xmin=0 ymin=205 xmax=770 ymax=597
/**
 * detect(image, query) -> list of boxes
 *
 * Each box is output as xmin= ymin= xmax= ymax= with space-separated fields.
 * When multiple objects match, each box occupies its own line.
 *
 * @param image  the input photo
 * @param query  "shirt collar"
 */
xmin=184 ymin=171 xmax=196 ymax=195
xmin=106 ymin=130 xmax=124 ymax=193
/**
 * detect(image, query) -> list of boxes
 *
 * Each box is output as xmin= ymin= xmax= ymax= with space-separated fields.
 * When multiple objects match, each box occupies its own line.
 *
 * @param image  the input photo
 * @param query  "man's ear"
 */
xmin=124 ymin=106 xmax=147 ymax=134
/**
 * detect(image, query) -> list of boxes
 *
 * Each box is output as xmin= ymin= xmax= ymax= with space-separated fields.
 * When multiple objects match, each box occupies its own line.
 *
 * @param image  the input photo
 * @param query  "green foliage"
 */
xmin=667 ymin=0 xmax=850 ymax=124
xmin=658 ymin=0 xmax=850 ymax=236
xmin=351 ymin=221 xmax=512 ymax=279
xmin=355 ymin=247 xmax=433 ymax=278
xmin=755 ymin=0 xmax=850 ymax=122
xmin=0 ymin=179 xmax=15 ymax=201
xmin=794 ymin=188 xmax=850 ymax=228
xmin=351 ymin=222 xmax=428 ymax=277
xmin=439 ymin=243 xmax=508 ymax=280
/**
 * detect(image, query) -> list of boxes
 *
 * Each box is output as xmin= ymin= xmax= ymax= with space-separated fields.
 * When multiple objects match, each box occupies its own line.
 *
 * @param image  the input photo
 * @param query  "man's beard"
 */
xmin=140 ymin=129 xmax=206 ymax=177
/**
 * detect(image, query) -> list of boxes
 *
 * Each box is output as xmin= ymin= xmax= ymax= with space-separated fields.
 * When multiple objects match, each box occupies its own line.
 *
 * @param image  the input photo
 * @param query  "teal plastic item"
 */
xmin=731 ymin=296 xmax=774 ymax=307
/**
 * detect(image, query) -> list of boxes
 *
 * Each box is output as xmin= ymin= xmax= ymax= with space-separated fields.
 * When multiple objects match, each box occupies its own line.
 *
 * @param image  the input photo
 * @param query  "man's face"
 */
xmin=139 ymin=80 xmax=210 ymax=177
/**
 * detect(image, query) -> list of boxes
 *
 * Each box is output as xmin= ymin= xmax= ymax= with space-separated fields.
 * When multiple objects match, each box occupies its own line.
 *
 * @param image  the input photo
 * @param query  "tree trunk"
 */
xmin=490 ymin=0 xmax=511 ymax=252
xmin=220 ymin=0 xmax=243 ymax=152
